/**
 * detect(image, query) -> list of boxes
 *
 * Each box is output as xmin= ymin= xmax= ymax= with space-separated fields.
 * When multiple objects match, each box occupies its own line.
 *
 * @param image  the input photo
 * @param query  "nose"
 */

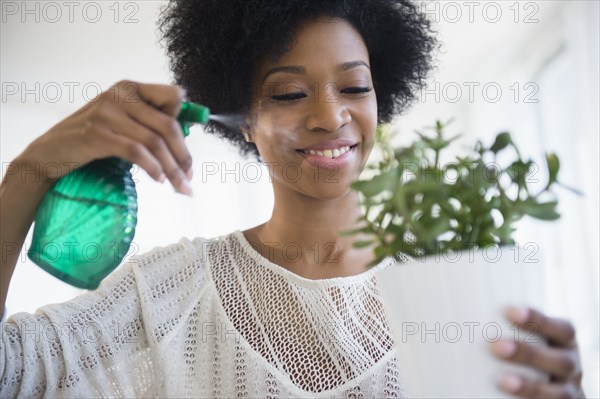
xmin=304 ymin=95 xmax=352 ymax=132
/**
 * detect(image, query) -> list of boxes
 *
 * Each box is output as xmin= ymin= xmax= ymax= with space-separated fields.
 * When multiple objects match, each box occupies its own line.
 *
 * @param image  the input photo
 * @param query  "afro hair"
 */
xmin=159 ymin=0 xmax=437 ymax=161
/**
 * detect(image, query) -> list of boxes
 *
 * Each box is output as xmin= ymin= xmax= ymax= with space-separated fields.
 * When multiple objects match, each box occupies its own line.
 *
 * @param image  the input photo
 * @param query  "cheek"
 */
xmin=353 ymin=97 xmax=378 ymax=164
xmin=353 ymin=97 xmax=378 ymax=140
xmin=251 ymin=106 xmax=307 ymax=154
xmin=366 ymin=95 xmax=378 ymax=129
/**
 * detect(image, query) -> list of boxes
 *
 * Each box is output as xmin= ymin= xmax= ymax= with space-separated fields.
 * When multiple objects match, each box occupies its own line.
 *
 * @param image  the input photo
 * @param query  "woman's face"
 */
xmin=247 ymin=17 xmax=377 ymax=199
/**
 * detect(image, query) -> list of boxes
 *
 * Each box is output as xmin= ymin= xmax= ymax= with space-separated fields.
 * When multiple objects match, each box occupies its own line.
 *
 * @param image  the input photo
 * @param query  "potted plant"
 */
xmin=343 ymin=120 xmax=580 ymax=398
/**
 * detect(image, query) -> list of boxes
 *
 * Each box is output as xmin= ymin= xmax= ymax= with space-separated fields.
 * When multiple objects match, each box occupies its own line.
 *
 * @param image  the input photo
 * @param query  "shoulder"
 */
xmin=122 ymin=231 xmax=235 ymax=291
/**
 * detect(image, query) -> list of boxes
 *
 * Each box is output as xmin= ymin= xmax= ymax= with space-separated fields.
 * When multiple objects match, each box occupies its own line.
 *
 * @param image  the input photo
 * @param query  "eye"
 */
xmin=341 ymin=87 xmax=373 ymax=96
xmin=271 ymin=92 xmax=307 ymax=102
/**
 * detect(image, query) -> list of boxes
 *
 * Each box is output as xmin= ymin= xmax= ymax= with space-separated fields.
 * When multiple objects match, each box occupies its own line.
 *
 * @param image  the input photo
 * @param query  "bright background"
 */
xmin=1 ymin=1 xmax=598 ymax=395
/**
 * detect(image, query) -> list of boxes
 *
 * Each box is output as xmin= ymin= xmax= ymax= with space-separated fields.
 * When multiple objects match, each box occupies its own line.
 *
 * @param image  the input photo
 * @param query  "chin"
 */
xmin=297 ymin=180 xmax=357 ymax=201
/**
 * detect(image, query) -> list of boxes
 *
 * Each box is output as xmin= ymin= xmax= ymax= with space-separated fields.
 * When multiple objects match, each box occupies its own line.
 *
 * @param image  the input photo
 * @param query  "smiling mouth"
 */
xmin=296 ymin=144 xmax=358 ymax=159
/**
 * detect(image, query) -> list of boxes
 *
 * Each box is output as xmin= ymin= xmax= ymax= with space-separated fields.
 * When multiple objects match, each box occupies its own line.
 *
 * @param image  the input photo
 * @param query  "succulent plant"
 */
xmin=343 ymin=120 xmax=581 ymax=267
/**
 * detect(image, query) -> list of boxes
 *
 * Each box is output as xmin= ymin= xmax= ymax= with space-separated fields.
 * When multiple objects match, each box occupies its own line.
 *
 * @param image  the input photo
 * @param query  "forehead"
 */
xmin=255 ymin=17 xmax=370 ymax=77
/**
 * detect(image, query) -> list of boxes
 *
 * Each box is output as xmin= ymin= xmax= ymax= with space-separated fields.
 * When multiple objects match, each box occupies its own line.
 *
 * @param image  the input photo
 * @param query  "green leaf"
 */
xmin=506 ymin=160 xmax=532 ymax=187
xmin=545 ymin=153 xmax=560 ymax=187
xmin=351 ymin=169 xmax=398 ymax=197
xmin=419 ymin=167 xmax=444 ymax=184
xmin=415 ymin=131 xmax=460 ymax=152
xmin=374 ymin=245 xmax=392 ymax=261
xmin=490 ymin=132 xmax=512 ymax=153
xmin=493 ymin=221 xmax=516 ymax=242
xmin=338 ymin=225 xmax=371 ymax=237
xmin=419 ymin=217 xmax=452 ymax=242
xmin=352 ymin=240 xmax=375 ymax=249
xmin=519 ymin=199 xmax=560 ymax=220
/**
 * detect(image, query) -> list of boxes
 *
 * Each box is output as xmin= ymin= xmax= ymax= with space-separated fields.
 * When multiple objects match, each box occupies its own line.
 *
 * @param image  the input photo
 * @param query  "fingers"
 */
xmin=490 ymin=340 xmax=580 ymax=380
xmin=24 ymin=79 xmax=193 ymax=190
xmin=497 ymin=374 xmax=583 ymax=399
xmin=505 ymin=306 xmax=577 ymax=347
xmin=109 ymin=112 xmax=193 ymax=196
xmin=99 ymin=80 xmax=193 ymax=196
xmin=87 ymin=125 xmax=165 ymax=183
xmin=131 ymin=81 xmax=186 ymax=117
xmin=491 ymin=306 xmax=585 ymax=398
xmin=125 ymin=99 xmax=193 ymax=176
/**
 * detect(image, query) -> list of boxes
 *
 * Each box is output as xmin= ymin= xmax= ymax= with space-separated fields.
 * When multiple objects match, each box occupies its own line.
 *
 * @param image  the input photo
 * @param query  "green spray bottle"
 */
xmin=28 ymin=101 xmax=210 ymax=289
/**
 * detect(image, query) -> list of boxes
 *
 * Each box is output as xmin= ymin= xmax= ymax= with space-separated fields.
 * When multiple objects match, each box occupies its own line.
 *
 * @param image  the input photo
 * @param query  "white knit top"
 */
xmin=0 ymin=230 xmax=409 ymax=398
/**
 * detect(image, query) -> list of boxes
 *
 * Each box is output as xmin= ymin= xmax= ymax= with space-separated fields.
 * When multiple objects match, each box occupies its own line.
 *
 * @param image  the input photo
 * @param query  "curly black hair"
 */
xmin=158 ymin=0 xmax=437 ymax=161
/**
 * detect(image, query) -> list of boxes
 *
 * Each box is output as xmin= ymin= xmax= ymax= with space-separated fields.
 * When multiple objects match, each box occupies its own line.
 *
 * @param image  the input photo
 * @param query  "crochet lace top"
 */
xmin=1 ymin=230 xmax=409 ymax=398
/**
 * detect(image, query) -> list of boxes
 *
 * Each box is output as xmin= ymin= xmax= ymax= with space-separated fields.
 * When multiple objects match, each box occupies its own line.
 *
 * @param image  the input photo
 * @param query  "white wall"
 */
xmin=2 ymin=1 xmax=598 ymax=396
xmin=399 ymin=2 xmax=599 ymax=396
xmin=1 ymin=1 xmax=274 ymax=313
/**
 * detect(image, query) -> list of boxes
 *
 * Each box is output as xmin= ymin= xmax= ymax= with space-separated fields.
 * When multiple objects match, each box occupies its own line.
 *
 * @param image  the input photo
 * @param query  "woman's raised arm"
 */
xmin=0 ymin=81 xmax=194 ymax=319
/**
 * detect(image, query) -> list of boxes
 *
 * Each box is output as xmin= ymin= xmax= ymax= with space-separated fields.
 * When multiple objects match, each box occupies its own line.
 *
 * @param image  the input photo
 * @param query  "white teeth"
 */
xmin=304 ymin=145 xmax=353 ymax=159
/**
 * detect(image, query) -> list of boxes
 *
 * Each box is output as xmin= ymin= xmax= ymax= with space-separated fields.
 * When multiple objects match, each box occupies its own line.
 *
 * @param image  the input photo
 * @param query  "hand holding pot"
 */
xmin=491 ymin=306 xmax=586 ymax=398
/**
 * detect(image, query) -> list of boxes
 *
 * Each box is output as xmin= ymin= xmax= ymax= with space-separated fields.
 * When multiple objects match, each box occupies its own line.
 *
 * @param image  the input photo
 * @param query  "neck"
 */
xmin=246 ymin=185 xmax=377 ymax=278
xmin=268 ymin=191 xmax=363 ymax=243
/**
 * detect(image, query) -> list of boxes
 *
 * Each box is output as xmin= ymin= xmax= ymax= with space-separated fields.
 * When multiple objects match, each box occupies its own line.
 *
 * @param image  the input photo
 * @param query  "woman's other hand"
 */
xmin=490 ymin=306 xmax=586 ymax=398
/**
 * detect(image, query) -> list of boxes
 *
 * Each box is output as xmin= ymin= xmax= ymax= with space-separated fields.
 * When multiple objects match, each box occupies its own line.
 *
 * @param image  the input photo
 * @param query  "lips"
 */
xmin=296 ymin=139 xmax=358 ymax=152
xmin=296 ymin=143 xmax=358 ymax=168
xmin=296 ymin=144 xmax=357 ymax=158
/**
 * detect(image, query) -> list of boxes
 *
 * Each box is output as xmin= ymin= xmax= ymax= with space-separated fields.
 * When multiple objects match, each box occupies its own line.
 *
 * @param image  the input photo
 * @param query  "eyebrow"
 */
xmin=262 ymin=60 xmax=370 ymax=83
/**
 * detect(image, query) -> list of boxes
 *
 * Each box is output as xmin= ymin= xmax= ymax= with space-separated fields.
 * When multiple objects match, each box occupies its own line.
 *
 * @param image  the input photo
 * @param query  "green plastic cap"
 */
xmin=178 ymin=101 xmax=211 ymax=137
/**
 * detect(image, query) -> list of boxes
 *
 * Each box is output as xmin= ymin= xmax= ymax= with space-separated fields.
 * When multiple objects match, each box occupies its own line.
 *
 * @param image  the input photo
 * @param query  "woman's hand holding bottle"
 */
xmin=18 ymin=80 xmax=194 ymax=195
xmin=0 ymin=80 xmax=194 ymax=318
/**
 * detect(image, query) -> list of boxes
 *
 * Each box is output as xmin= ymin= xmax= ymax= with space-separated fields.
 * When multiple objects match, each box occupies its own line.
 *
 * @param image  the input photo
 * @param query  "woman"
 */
xmin=0 ymin=0 xmax=585 ymax=397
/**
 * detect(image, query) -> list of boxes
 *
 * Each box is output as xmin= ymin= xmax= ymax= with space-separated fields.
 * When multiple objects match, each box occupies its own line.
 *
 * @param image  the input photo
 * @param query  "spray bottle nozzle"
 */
xmin=178 ymin=101 xmax=211 ymax=137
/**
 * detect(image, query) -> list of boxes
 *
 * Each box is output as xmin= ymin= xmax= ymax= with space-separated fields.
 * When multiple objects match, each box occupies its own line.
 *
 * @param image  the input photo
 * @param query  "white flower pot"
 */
xmin=376 ymin=245 xmax=549 ymax=398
